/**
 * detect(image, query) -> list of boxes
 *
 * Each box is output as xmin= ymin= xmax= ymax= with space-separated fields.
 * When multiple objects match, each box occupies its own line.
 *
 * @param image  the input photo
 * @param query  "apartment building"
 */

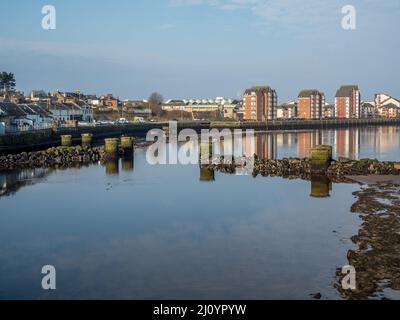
xmin=243 ymin=86 xmax=277 ymax=121
xmin=374 ymin=93 xmax=400 ymax=118
xmin=334 ymin=85 xmax=361 ymax=119
xmin=297 ymin=89 xmax=325 ymax=119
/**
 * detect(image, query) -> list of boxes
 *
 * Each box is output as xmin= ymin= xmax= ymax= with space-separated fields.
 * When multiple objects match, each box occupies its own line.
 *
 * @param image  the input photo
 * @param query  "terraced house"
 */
xmin=243 ymin=86 xmax=277 ymax=121
xmin=297 ymin=89 xmax=325 ymax=119
xmin=335 ymin=85 xmax=361 ymax=119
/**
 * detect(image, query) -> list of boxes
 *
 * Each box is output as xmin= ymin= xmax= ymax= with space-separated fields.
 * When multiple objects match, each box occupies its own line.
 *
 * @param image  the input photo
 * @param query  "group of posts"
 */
xmin=60 ymin=134 xmax=135 ymax=157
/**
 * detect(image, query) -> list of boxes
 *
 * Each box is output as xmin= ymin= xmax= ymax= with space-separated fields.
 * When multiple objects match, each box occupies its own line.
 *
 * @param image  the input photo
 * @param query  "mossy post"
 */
xmin=81 ymin=133 xmax=93 ymax=147
xmin=104 ymin=138 xmax=119 ymax=160
xmin=200 ymin=167 xmax=215 ymax=182
xmin=121 ymin=136 xmax=134 ymax=150
xmin=61 ymin=135 xmax=72 ymax=147
xmin=310 ymin=145 xmax=332 ymax=173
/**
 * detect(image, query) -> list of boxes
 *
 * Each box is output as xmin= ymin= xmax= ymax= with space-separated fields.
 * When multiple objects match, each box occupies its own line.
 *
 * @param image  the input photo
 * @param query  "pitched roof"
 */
xmin=0 ymin=102 xmax=27 ymax=117
xmin=298 ymin=89 xmax=323 ymax=98
xmin=335 ymin=85 xmax=359 ymax=97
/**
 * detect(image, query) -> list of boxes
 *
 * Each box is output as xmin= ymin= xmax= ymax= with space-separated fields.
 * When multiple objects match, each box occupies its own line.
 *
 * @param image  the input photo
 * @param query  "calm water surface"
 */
xmin=0 ymin=126 xmax=399 ymax=299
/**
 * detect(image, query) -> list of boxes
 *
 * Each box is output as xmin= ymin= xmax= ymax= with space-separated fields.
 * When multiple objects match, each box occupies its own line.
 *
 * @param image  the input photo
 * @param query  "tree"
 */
xmin=0 ymin=72 xmax=16 ymax=92
xmin=148 ymin=92 xmax=164 ymax=116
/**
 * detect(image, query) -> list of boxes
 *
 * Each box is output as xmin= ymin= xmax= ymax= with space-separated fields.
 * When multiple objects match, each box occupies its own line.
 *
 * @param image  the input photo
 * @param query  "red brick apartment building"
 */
xmin=335 ymin=85 xmax=361 ymax=119
xmin=297 ymin=89 xmax=325 ymax=119
xmin=243 ymin=86 xmax=277 ymax=121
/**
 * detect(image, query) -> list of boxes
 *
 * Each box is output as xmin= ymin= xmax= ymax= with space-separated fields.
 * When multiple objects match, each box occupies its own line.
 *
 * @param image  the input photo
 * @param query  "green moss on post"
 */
xmin=104 ymin=138 xmax=119 ymax=154
xmin=311 ymin=145 xmax=332 ymax=172
xmin=81 ymin=133 xmax=93 ymax=147
xmin=120 ymin=136 xmax=134 ymax=150
xmin=61 ymin=135 xmax=72 ymax=147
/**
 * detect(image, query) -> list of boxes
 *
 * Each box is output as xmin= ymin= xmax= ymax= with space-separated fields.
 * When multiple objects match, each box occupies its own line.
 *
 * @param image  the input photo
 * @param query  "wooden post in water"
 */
xmin=120 ymin=136 xmax=134 ymax=151
xmin=61 ymin=135 xmax=72 ymax=147
xmin=310 ymin=145 xmax=332 ymax=173
xmin=81 ymin=133 xmax=93 ymax=147
xmin=104 ymin=138 xmax=119 ymax=160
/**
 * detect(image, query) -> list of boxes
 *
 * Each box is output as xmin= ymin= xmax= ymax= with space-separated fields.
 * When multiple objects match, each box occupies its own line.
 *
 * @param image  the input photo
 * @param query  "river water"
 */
xmin=0 ymin=126 xmax=399 ymax=300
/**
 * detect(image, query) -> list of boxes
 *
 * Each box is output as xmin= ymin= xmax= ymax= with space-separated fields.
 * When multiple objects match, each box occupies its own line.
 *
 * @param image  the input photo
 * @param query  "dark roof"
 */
xmin=335 ymin=85 xmax=359 ymax=98
xmin=0 ymin=102 xmax=27 ymax=117
xmin=244 ymin=86 xmax=274 ymax=94
xmin=298 ymin=89 xmax=323 ymax=98
xmin=361 ymin=102 xmax=375 ymax=108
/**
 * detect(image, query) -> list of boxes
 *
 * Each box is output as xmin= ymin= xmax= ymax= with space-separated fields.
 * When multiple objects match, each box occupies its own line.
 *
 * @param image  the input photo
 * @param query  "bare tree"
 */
xmin=148 ymin=92 xmax=164 ymax=116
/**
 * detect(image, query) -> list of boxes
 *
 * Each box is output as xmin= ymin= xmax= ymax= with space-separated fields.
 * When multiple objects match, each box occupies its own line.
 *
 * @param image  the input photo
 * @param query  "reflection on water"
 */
xmin=248 ymin=126 xmax=400 ymax=160
xmin=199 ymin=167 xmax=215 ymax=182
xmin=0 ymin=126 xmax=400 ymax=300
xmin=0 ymin=168 xmax=51 ymax=198
xmin=310 ymin=175 xmax=332 ymax=198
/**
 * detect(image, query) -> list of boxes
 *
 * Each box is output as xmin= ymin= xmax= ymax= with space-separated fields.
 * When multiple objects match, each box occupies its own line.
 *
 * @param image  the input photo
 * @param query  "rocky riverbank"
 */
xmin=0 ymin=146 xmax=104 ymax=170
xmin=201 ymin=155 xmax=400 ymax=183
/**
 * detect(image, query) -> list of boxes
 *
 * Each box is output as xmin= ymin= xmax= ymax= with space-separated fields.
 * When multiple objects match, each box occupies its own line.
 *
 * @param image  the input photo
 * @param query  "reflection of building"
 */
xmin=335 ymin=129 xmax=360 ymax=159
xmin=297 ymin=90 xmax=325 ymax=119
xmin=335 ymin=85 xmax=361 ymax=119
xmin=297 ymin=131 xmax=321 ymax=158
xmin=243 ymin=134 xmax=277 ymax=159
xmin=243 ymin=86 xmax=277 ymax=121
xmin=372 ymin=126 xmax=400 ymax=155
xmin=0 ymin=168 xmax=51 ymax=198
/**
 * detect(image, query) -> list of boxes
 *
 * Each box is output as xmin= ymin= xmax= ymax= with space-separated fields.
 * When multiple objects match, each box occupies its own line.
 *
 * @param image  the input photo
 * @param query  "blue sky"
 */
xmin=0 ymin=0 xmax=399 ymax=102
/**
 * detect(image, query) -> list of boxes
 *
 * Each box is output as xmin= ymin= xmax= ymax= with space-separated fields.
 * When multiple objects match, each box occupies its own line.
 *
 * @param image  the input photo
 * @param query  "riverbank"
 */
xmin=201 ymin=156 xmax=400 ymax=183
xmin=1 ymin=118 xmax=399 ymax=154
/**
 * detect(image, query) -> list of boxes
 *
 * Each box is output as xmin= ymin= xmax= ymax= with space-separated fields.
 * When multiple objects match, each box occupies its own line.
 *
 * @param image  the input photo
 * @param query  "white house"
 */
xmin=49 ymin=102 xmax=93 ymax=123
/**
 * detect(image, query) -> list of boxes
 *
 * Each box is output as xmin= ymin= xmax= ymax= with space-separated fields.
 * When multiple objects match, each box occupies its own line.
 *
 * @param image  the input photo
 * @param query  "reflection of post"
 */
xmin=310 ymin=174 xmax=331 ymax=198
xmin=121 ymin=156 xmax=134 ymax=172
xmin=105 ymin=159 xmax=119 ymax=175
xmin=200 ymin=167 xmax=215 ymax=182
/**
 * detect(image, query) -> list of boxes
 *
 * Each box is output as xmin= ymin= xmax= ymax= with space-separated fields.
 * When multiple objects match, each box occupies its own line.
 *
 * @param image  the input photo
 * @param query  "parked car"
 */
xmin=117 ymin=118 xmax=130 ymax=125
xmin=134 ymin=117 xmax=145 ymax=123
